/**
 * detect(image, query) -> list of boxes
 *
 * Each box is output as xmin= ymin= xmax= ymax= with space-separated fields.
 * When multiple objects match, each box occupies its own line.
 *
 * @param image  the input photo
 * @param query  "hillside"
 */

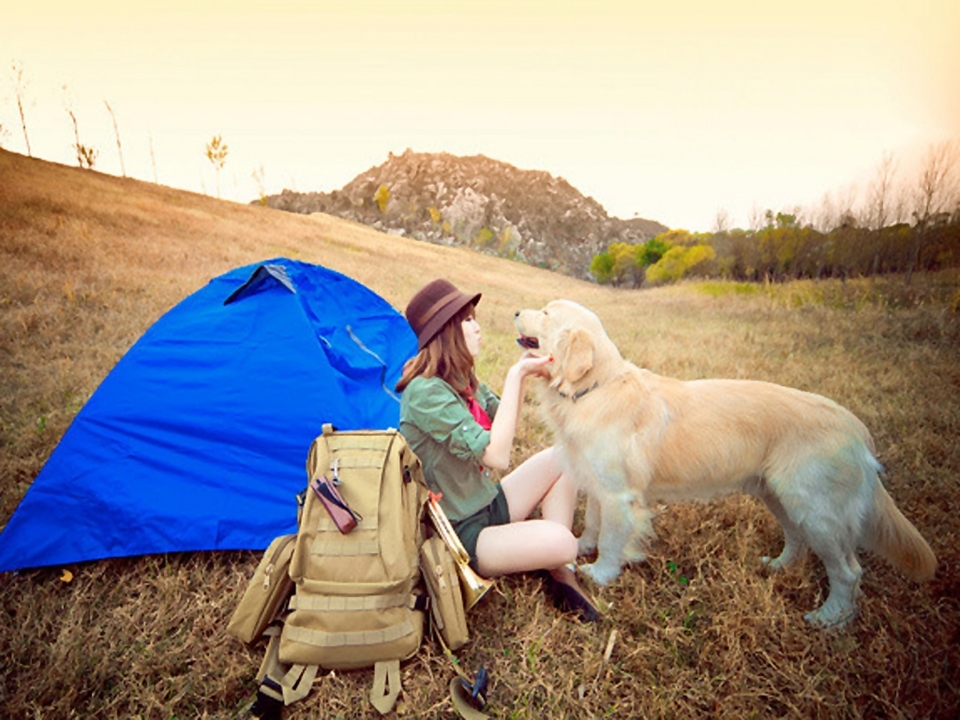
xmin=262 ymin=149 xmax=668 ymax=280
xmin=1 ymin=148 xmax=958 ymax=719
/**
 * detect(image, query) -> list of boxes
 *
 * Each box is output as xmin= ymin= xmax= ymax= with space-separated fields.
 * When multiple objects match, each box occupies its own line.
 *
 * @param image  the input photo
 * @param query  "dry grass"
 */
xmin=1 ymin=148 xmax=958 ymax=719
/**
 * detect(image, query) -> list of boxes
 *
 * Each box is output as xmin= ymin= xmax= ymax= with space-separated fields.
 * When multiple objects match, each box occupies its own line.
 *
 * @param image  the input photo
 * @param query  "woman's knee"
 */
xmin=476 ymin=520 xmax=578 ymax=574
xmin=547 ymin=523 xmax=579 ymax=565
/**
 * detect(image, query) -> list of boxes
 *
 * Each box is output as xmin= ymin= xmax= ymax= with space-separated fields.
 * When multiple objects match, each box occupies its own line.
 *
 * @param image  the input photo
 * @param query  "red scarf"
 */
xmin=463 ymin=388 xmax=492 ymax=430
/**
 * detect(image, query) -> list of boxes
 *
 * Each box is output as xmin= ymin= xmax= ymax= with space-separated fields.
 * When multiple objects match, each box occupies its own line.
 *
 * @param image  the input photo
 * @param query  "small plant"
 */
xmin=666 ymin=560 xmax=688 ymax=585
xmin=375 ymin=184 xmax=390 ymax=213
xmin=205 ymin=135 xmax=228 ymax=198
xmin=474 ymin=227 xmax=494 ymax=249
xmin=251 ymin=166 xmax=268 ymax=206
xmin=75 ymin=144 xmax=98 ymax=170
xmin=62 ymin=87 xmax=97 ymax=169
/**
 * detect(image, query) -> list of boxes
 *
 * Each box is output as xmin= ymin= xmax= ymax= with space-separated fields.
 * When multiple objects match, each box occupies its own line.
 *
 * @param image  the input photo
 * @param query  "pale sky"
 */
xmin=2 ymin=0 xmax=958 ymax=232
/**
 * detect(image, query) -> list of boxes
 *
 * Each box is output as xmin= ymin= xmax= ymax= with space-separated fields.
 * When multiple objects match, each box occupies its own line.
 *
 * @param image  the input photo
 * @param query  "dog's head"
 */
xmin=515 ymin=300 xmax=617 ymax=397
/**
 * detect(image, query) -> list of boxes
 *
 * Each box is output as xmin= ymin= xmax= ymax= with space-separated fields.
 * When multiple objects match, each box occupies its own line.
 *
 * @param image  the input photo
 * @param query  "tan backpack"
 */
xmin=255 ymin=424 xmax=431 ymax=715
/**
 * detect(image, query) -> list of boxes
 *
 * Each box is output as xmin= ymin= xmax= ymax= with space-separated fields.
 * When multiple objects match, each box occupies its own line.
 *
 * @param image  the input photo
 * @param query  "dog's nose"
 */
xmin=514 ymin=310 xmax=520 ymax=318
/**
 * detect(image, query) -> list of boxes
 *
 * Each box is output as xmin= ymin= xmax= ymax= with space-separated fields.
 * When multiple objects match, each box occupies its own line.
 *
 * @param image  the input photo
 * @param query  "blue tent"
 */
xmin=0 ymin=259 xmax=418 ymax=573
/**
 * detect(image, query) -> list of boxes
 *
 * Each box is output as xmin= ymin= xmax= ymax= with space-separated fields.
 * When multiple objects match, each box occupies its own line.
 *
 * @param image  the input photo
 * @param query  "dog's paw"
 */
xmin=761 ymin=555 xmax=786 ymax=571
xmin=622 ymin=537 xmax=647 ymax=564
xmin=804 ymin=602 xmax=857 ymax=629
xmin=761 ymin=550 xmax=803 ymax=572
xmin=579 ymin=561 xmax=621 ymax=586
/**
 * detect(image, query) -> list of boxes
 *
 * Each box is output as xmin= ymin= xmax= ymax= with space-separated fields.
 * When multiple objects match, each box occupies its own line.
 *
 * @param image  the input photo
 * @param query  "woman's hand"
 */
xmin=511 ymin=352 xmax=552 ymax=380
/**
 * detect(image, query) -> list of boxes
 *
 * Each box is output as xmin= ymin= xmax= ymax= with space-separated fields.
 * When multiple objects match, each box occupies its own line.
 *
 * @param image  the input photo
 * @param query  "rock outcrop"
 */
xmin=261 ymin=150 xmax=668 ymax=281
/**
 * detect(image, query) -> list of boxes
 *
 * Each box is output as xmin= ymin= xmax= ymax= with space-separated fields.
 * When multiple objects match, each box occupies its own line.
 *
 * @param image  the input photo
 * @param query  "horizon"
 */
xmin=3 ymin=0 xmax=958 ymax=233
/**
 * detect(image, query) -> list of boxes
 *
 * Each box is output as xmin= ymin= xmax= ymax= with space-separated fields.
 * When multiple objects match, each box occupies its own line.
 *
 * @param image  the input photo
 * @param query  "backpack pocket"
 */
xmin=419 ymin=535 xmax=469 ymax=651
xmin=279 ymin=577 xmax=426 ymax=669
xmin=227 ymin=533 xmax=296 ymax=645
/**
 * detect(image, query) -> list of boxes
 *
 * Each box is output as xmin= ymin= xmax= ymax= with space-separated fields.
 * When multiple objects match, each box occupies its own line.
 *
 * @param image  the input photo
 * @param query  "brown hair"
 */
xmin=396 ymin=303 xmax=477 ymax=394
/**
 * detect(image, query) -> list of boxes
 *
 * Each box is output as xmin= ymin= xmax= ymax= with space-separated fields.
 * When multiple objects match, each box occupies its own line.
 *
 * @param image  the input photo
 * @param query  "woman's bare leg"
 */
xmin=476 ymin=447 xmax=580 ymax=579
xmin=498 ymin=447 xmax=577 ymax=528
xmin=474 ymin=518 xmax=577 ymax=577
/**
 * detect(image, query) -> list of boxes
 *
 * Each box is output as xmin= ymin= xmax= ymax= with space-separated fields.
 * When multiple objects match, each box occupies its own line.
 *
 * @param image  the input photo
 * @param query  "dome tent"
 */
xmin=0 ymin=259 xmax=417 ymax=573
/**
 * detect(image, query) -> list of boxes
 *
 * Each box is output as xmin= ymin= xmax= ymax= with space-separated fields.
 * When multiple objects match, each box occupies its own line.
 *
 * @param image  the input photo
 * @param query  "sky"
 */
xmin=2 ymin=0 xmax=958 ymax=233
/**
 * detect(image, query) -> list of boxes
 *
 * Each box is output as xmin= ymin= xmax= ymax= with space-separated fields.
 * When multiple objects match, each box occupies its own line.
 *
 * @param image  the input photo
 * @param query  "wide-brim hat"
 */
xmin=405 ymin=279 xmax=481 ymax=351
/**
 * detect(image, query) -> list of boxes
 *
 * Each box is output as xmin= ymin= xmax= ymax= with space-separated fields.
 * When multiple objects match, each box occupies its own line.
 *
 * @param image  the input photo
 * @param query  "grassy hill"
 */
xmin=1 ymin=148 xmax=958 ymax=718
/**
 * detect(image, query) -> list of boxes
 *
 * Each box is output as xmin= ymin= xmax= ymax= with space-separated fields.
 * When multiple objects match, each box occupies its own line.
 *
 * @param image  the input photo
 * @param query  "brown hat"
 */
xmin=405 ymin=279 xmax=481 ymax=351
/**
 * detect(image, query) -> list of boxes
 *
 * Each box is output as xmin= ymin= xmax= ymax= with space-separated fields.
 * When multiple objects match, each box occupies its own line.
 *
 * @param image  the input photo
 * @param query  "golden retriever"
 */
xmin=515 ymin=299 xmax=937 ymax=627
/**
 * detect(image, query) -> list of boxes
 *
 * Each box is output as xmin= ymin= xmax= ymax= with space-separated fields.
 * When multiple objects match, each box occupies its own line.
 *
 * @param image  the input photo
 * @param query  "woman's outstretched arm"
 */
xmin=481 ymin=354 xmax=550 ymax=470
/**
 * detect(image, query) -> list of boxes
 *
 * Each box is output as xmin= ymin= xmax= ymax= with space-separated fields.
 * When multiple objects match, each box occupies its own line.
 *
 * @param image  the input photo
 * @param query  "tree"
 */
xmin=205 ymin=135 xmax=229 ymax=198
xmin=907 ymin=141 xmax=959 ymax=283
xmin=636 ymin=237 xmax=670 ymax=268
xmin=713 ymin=208 xmax=731 ymax=233
xmin=589 ymin=237 xmax=679 ymax=287
xmin=867 ymin=151 xmax=897 ymax=231
xmin=611 ymin=242 xmax=644 ymax=286
xmin=12 ymin=60 xmax=31 ymax=156
xmin=646 ymin=245 xmax=716 ymax=284
xmin=589 ymin=251 xmax=615 ymax=284
xmin=104 ymin=100 xmax=125 ymax=177
xmin=866 ymin=151 xmax=898 ymax=275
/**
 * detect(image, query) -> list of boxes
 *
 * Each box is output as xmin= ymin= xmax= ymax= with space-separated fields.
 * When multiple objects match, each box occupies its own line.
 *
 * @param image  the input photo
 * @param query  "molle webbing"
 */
xmin=288 ymin=591 xmax=412 ymax=613
xmin=310 ymin=538 xmax=380 ymax=556
xmin=282 ymin=618 xmax=417 ymax=650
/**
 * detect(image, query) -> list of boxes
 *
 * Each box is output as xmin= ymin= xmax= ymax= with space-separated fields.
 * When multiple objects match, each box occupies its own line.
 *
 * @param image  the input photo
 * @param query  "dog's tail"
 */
xmin=864 ymin=481 xmax=937 ymax=582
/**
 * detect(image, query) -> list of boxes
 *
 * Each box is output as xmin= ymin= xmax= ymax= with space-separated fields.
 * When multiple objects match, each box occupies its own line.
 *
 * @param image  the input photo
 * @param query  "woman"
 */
xmin=396 ymin=278 xmax=598 ymax=623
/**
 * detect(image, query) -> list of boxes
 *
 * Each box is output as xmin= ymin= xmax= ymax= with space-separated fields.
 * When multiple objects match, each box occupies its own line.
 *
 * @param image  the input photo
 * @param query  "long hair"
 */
xmin=396 ymin=304 xmax=477 ymax=394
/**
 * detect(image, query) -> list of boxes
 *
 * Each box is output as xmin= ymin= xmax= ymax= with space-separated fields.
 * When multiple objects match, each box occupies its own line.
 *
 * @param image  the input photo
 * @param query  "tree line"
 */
xmin=592 ymin=143 xmax=960 ymax=286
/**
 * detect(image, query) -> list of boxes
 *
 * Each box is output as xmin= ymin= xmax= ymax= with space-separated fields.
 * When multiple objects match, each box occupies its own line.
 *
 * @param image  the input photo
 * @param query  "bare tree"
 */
xmin=205 ymin=134 xmax=228 ymax=198
xmin=811 ymin=192 xmax=839 ymax=233
xmin=907 ymin=141 xmax=959 ymax=283
xmin=866 ymin=151 xmax=897 ymax=231
xmin=713 ymin=208 xmax=730 ymax=234
xmin=104 ymin=100 xmax=125 ymax=177
xmin=866 ymin=152 xmax=898 ymax=275
xmin=913 ymin=141 xmax=958 ymax=226
xmin=252 ymin=165 xmax=268 ymax=205
xmin=149 ymin=132 xmax=158 ymax=183
xmin=12 ymin=60 xmax=31 ymax=156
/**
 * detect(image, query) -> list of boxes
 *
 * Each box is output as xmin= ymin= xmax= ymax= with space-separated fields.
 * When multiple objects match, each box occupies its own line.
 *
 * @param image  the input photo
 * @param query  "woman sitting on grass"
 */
xmin=396 ymin=278 xmax=598 ymax=623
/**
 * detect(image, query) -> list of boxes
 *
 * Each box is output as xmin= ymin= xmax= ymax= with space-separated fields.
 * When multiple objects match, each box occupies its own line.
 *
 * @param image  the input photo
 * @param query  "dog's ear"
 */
xmin=553 ymin=328 xmax=594 ymax=395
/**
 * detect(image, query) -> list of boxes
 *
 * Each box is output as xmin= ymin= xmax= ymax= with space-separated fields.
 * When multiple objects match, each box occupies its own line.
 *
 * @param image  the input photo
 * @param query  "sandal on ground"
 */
xmin=540 ymin=570 xmax=600 ymax=623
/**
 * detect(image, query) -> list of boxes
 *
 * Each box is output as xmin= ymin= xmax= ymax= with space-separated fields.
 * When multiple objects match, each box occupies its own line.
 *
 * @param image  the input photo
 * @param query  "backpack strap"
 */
xmin=369 ymin=658 xmax=402 ymax=715
xmin=252 ymin=626 xmax=319 ymax=714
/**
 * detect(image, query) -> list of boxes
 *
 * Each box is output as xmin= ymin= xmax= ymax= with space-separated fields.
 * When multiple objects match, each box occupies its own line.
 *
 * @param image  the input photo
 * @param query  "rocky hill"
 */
xmin=261 ymin=150 xmax=668 ymax=280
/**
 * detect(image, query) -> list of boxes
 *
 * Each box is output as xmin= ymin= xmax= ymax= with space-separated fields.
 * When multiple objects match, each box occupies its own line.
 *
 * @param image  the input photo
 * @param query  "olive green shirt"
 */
xmin=399 ymin=376 xmax=501 ymax=521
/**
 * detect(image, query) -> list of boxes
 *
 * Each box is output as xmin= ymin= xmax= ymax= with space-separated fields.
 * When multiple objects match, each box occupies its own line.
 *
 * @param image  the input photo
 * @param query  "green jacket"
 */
xmin=399 ymin=375 xmax=500 ymax=521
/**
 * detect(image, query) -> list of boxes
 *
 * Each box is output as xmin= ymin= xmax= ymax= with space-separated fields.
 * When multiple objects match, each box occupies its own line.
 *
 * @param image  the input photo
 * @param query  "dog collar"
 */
xmin=558 ymin=382 xmax=599 ymax=402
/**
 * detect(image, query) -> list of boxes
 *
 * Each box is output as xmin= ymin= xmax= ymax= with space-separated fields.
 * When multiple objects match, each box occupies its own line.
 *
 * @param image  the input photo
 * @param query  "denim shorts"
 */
xmin=450 ymin=485 xmax=511 ymax=573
